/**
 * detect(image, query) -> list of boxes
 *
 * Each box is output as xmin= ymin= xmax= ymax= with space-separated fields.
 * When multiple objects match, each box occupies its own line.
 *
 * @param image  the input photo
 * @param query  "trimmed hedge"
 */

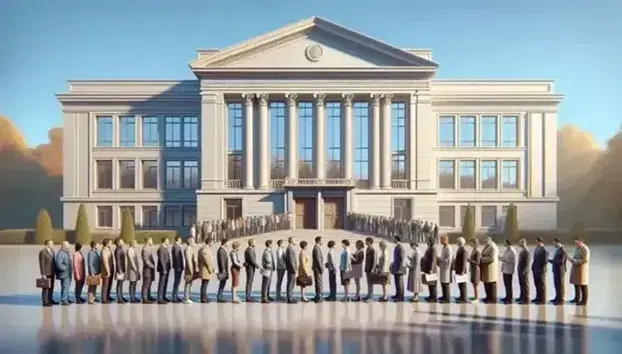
xmin=0 ymin=229 xmax=178 ymax=245
xmin=446 ymin=229 xmax=622 ymax=244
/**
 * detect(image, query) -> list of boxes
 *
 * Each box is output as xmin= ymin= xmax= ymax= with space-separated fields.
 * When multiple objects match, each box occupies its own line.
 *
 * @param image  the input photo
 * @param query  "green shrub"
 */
xmin=34 ymin=209 xmax=53 ymax=245
xmin=504 ymin=203 xmax=520 ymax=242
xmin=120 ymin=208 xmax=136 ymax=244
xmin=461 ymin=204 xmax=475 ymax=241
xmin=74 ymin=204 xmax=91 ymax=245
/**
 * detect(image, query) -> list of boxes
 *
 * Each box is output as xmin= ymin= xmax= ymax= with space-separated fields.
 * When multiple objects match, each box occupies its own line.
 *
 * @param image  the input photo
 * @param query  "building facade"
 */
xmin=58 ymin=17 xmax=562 ymax=232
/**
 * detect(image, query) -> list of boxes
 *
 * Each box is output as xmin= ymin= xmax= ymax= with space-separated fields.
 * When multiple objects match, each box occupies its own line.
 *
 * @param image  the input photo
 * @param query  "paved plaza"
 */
xmin=1 ymin=230 xmax=622 ymax=353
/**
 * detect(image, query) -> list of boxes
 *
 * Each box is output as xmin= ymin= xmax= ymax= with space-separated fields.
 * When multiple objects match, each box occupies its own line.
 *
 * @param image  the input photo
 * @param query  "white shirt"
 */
xmin=499 ymin=246 xmax=517 ymax=274
xmin=276 ymin=247 xmax=286 ymax=270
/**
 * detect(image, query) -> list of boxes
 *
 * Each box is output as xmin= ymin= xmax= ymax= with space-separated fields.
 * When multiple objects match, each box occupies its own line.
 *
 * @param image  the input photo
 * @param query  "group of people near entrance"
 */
xmin=348 ymin=213 xmax=440 ymax=244
xmin=37 ymin=232 xmax=591 ymax=306
xmin=195 ymin=213 xmax=290 ymax=243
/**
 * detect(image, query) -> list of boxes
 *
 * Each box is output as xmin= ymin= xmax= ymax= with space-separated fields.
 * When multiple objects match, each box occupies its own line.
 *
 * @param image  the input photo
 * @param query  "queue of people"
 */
xmin=37 ymin=233 xmax=591 ymax=306
xmin=195 ymin=213 xmax=291 ymax=243
xmin=347 ymin=213 xmax=439 ymax=244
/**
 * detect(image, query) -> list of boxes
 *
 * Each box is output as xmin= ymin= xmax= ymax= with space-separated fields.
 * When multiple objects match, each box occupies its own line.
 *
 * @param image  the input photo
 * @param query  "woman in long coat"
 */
xmin=568 ymin=240 xmax=590 ymax=305
xmin=479 ymin=237 xmax=499 ymax=303
xmin=468 ymin=239 xmax=482 ymax=303
xmin=406 ymin=241 xmax=422 ymax=302
xmin=438 ymin=235 xmax=453 ymax=303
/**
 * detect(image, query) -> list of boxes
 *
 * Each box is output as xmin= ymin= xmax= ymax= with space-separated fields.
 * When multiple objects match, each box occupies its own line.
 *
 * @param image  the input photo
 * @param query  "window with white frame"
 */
xmin=182 ymin=206 xmax=197 ymax=227
xmin=142 ymin=206 xmax=158 ymax=227
xmin=97 ymin=206 xmax=113 ymax=228
xmin=480 ymin=116 xmax=498 ymax=147
xmin=227 ymin=103 xmax=243 ymax=182
xmin=297 ymin=101 xmax=314 ymax=178
xmin=438 ymin=116 xmax=455 ymax=147
xmin=393 ymin=198 xmax=412 ymax=220
xmin=326 ymin=102 xmax=343 ymax=178
xmin=96 ymin=116 xmax=113 ymax=147
xmin=119 ymin=160 xmax=136 ymax=189
xmin=165 ymin=116 xmax=182 ymax=148
xmin=502 ymin=160 xmax=519 ymax=189
xmin=480 ymin=160 xmax=497 ymax=189
xmin=183 ymin=116 xmax=199 ymax=148
xmin=353 ymin=102 xmax=369 ymax=186
xmin=165 ymin=161 xmax=182 ymax=189
xmin=142 ymin=116 xmax=159 ymax=147
xmin=96 ymin=160 xmax=113 ymax=189
xmin=481 ymin=206 xmax=497 ymax=227
xmin=183 ymin=160 xmax=199 ymax=190
xmin=502 ymin=116 xmax=518 ymax=147
xmin=270 ymin=101 xmax=286 ymax=179
xmin=459 ymin=116 xmax=476 ymax=147
xmin=119 ymin=116 xmax=136 ymax=147
xmin=459 ymin=160 xmax=476 ymax=189
xmin=164 ymin=206 xmax=182 ymax=227
xmin=438 ymin=206 xmax=455 ymax=228
xmin=142 ymin=160 xmax=158 ymax=189
xmin=438 ymin=160 xmax=455 ymax=189
xmin=391 ymin=102 xmax=407 ymax=180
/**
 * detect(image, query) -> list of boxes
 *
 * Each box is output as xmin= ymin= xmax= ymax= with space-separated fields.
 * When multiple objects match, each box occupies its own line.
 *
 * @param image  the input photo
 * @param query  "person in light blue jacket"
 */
xmin=54 ymin=241 xmax=73 ymax=305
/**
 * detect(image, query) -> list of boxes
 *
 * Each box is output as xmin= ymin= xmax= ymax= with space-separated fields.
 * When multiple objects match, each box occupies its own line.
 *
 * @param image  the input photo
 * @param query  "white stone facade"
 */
xmin=58 ymin=17 xmax=562 ymax=232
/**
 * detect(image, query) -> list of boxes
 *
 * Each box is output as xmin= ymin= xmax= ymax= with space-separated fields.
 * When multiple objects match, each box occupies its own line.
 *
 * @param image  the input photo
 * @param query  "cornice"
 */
xmin=57 ymin=94 xmax=200 ymax=104
xmin=432 ymin=94 xmax=564 ymax=107
xmin=200 ymin=80 xmax=431 ymax=93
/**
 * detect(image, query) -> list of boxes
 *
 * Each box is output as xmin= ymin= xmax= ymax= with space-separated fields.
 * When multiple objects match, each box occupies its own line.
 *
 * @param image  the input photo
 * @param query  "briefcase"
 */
xmin=86 ymin=274 xmax=101 ymax=286
xmin=36 ymin=277 xmax=51 ymax=289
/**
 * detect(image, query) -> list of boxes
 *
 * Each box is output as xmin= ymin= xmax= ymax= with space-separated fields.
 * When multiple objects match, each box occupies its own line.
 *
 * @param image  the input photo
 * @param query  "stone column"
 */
xmin=314 ymin=93 xmax=326 ymax=180
xmin=381 ymin=94 xmax=392 ymax=188
xmin=242 ymin=93 xmax=254 ymax=189
xmin=370 ymin=94 xmax=382 ymax=189
xmin=285 ymin=93 xmax=298 ymax=180
xmin=342 ymin=93 xmax=354 ymax=180
xmin=257 ymin=93 xmax=270 ymax=189
xmin=408 ymin=92 xmax=417 ymax=189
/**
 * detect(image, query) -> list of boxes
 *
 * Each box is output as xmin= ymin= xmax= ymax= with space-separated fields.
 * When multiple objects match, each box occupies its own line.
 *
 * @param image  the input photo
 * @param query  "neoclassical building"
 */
xmin=58 ymin=17 xmax=562 ymax=232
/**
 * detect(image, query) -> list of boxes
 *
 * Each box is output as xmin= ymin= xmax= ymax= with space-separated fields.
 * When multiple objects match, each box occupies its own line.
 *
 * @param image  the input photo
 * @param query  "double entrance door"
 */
xmin=294 ymin=196 xmax=344 ymax=229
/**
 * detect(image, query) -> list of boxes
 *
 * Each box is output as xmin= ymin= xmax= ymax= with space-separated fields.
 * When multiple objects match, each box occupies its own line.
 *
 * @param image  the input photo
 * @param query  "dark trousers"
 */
xmin=427 ymin=281 xmax=437 ymax=300
xmin=245 ymin=267 xmax=255 ymax=300
xmin=142 ymin=277 xmax=153 ymax=300
xmin=533 ymin=271 xmax=546 ymax=301
xmin=41 ymin=275 xmax=55 ymax=305
xmin=158 ymin=272 xmax=170 ymax=301
xmin=394 ymin=274 xmax=404 ymax=300
xmin=286 ymin=270 xmax=296 ymax=300
xmin=276 ymin=269 xmax=286 ymax=298
xmin=484 ymin=282 xmax=497 ymax=302
xmin=75 ymin=280 xmax=85 ymax=302
xmin=200 ymin=279 xmax=209 ymax=301
xmin=553 ymin=271 xmax=565 ymax=301
xmin=129 ymin=281 xmax=138 ymax=300
xmin=101 ymin=277 xmax=110 ymax=302
xmin=116 ymin=279 xmax=125 ymax=301
xmin=502 ymin=273 xmax=513 ymax=302
xmin=457 ymin=282 xmax=467 ymax=302
xmin=328 ymin=271 xmax=337 ymax=299
xmin=518 ymin=272 xmax=529 ymax=302
xmin=440 ymin=283 xmax=450 ymax=302
xmin=261 ymin=276 xmax=271 ymax=300
xmin=172 ymin=269 xmax=183 ymax=299
xmin=217 ymin=278 xmax=227 ymax=299
xmin=106 ymin=276 xmax=114 ymax=300
xmin=313 ymin=270 xmax=323 ymax=299
xmin=578 ymin=285 xmax=588 ymax=304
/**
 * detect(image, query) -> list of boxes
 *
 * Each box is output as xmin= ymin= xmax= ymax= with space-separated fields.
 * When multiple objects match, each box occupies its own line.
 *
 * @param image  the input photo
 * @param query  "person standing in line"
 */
xmin=339 ymin=240 xmax=353 ymax=302
xmin=55 ymin=241 xmax=73 ymax=306
xmin=244 ymin=239 xmax=259 ymax=302
xmin=325 ymin=240 xmax=338 ymax=301
xmin=454 ymin=237 xmax=468 ymax=304
xmin=100 ymin=238 xmax=113 ymax=304
xmin=126 ymin=240 xmax=141 ymax=303
xmin=468 ymin=239 xmax=482 ymax=303
xmin=171 ymin=236 xmax=184 ymax=303
xmin=297 ymin=241 xmax=312 ymax=302
xmin=229 ymin=241 xmax=243 ymax=304
xmin=141 ymin=237 xmax=156 ymax=304
xmin=311 ymin=236 xmax=324 ymax=303
xmin=421 ymin=237 xmax=438 ymax=303
xmin=516 ymin=239 xmax=531 ymax=304
xmin=183 ymin=237 xmax=198 ymax=304
xmin=531 ymin=237 xmax=549 ymax=304
xmin=113 ymin=238 xmax=128 ymax=304
xmin=86 ymin=241 xmax=101 ymax=305
xmin=351 ymin=240 xmax=365 ymax=302
xmin=406 ymin=240 xmax=422 ymax=302
xmin=438 ymin=235 xmax=453 ymax=303
xmin=480 ymin=236 xmax=499 ymax=304
xmin=261 ymin=240 xmax=275 ymax=303
xmin=391 ymin=236 xmax=406 ymax=302
xmin=498 ymin=239 xmax=517 ymax=304
xmin=198 ymin=238 xmax=215 ymax=303
xmin=568 ymin=237 xmax=590 ymax=306
xmin=275 ymin=239 xmax=287 ymax=301
xmin=284 ymin=237 xmax=298 ymax=304
xmin=38 ymin=239 xmax=57 ymax=306
xmin=376 ymin=240 xmax=391 ymax=302
xmin=549 ymin=238 xmax=567 ymax=305
xmin=363 ymin=237 xmax=377 ymax=302
xmin=216 ymin=238 xmax=229 ymax=303
xmin=156 ymin=237 xmax=172 ymax=304
xmin=73 ymin=242 xmax=86 ymax=304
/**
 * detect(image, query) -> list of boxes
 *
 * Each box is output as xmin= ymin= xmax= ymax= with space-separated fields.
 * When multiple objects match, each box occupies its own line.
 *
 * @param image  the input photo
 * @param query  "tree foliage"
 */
xmin=35 ymin=208 xmax=53 ymax=245
xmin=461 ymin=204 xmax=475 ymax=240
xmin=504 ymin=203 xmax=520 ymax=242
xmin=74 ymin=203 xmax=91 ymax=245
xmin=120 ymin=208 xmax=136 ymax=244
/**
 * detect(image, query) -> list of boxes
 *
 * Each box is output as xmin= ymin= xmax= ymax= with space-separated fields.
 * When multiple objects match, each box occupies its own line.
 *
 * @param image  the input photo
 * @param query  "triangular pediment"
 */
xmin=191 ymin=17 xmax=438 ymax=70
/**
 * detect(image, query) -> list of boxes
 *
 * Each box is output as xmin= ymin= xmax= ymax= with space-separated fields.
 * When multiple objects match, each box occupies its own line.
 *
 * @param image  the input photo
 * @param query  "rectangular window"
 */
xmin=96 ymin=116 xmax=113 ymax=147
xmin=391 ymin=102 xmax=407 ymax=180
xmin=459 ymin=116 xmax=476 ymax=147
xmin=460 ymin=205 xmax=476 ymax=227
xmin=393 ymin=198 xmax=412 ymax=220
xmin=439 ymin=206 xmax=455 ymax=228
xmin=459 ymin=160 xmax=476 ymax=189
xmin=480 ymin=160 xmax=498 ymax=189
xmin=481 ymin=206 xmax=497 ymax=227
xmin=502 ymin=160 xmax=519 ymax=189
xmin=119 ymin=116 xmax=136 ymax=147
xmin=224 ymin=199 xmax=243 ymax=220
xmin=165 ymin=161 xmax=182 ymax=189
xmin=142 ymin=160 xmax=158 ymax=189
xmin=438 ymin=116 xmax=455 ymax=147
xmin=502 ymin=116 xmax=518 ymax=147
xmin=183 ymin=160 xmax=199 ymax=190
xmin=119 ymin=160 xmax=136 ymax=189
xmin=142 ymin=116 xmax=159 ymax=147
xmin=142 ymin=206 xmax=158 ymax=227
xmin=270 ymin=102 xmax=286 ymax=179
xmin=182 ymin=206 xmax=197 ymax=227
xmin=164 ymin=206 xmax=181 ymax=227
xmin=96 ymin=160 xmax=112 ymax=189
xmin=297 ymin=101 xmax=314 ymax=178
xmin=183 ymin=116 xmax=199 ymax=148
xmin=326 ymin=102 xmax=342 ymax=178
xmin=438 ymin=160 xmax=455 ymax=189
xmin=97 ymin=206 xmax=113 ymax=228
xmin=120 ymin=206 xmax=135 ymax=224
xmin=480 ymin=116 xmax=497 ymax=147
xmin=165 ymin=116 xmax=182 ymax=148
xmin=227 ymin=103 xmax=243 ymax=181
xmin=353 ymin=102 xmax=370 ymax=187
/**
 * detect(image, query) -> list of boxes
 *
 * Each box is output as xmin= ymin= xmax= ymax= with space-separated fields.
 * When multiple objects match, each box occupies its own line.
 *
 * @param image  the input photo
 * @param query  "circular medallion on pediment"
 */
xmin=305 ymin=44 xmax=323 ymax=62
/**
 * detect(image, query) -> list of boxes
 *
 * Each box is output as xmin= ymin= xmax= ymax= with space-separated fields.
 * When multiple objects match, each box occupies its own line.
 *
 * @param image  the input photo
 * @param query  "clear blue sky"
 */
xmin=0 ymin=0 xmax=620 ymax=147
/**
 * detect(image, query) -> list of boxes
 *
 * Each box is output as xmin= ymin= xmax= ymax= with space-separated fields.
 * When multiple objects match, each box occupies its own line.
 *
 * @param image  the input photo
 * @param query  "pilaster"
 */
xmin=314 ymin=93 xmax=326 ymax=180
xmin=370 ymin=93 xmax=382 ymax=189
xmin=257 ymin=93 xmax=270 ymax=189
xmin=380 ymin=94 xmax=392 ymax=188
xmin=242 ymin=93 xmax=255 ymax=189
xmin=200 ymin=92 xmax=225 ymax=189
xmin=408 ymin=92 xmax=417 ymax=189
xmin=342 ymin=93 xmax=354 ymax=180
xmin=286 ymin=93 xmax=298 ymax=180
xmin=415 ymin=92 xmax=433 ymax=190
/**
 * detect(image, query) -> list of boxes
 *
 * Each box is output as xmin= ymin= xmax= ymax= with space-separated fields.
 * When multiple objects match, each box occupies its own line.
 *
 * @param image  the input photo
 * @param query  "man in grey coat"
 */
xmin=141 ymin=237 xmax=156 ymax=304
xmin=216 ymin=238 xmax=229 ymax=302
xmin=156 ymin=238 xmax=171 ymax=304
xmin=516 ymin=239 xmax=531 ymax=304
xmin=549 ymin=238 xmax=567 ymax=305
xmin=261 ymin=240 xmax=275 ymax=303
xmin=311 ymin=236 xmax=324 ymax=303
xmin=284 ymin=237 xmax=298 ymax=304
xmin=531 ymin=237 xmax=549 ymax=304
xmin=244 ymin=239 xmax=259 ymax=302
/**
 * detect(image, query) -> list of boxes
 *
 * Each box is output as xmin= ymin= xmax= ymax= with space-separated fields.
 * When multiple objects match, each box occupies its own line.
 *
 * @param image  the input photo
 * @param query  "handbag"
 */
xmin=296 ymin=274 xmax=313 ymax=287
xmin=86 ymin=274 xmax=101 ymax=286
xmin=36 ymin=277 xmax=51 ymax=289
xmin=116 ymin=273 xmax=125 ymax=281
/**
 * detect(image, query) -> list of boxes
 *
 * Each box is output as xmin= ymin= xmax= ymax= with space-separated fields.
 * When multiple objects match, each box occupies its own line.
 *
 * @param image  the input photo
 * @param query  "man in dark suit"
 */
xmin=38 ymin=239 xmax=56 ymax=306
xmin=244 ymin=239 xmax=259 ymax=302
xmin=421 ymin=236 xmax=438 ymax=302
xmin=275 ymin=239 xmax=286 ymax=301
xmin=363 ymin=237 xmax=376 ymax=301
xmin=171 ymin=236 xmax=184 ymax=303
xmin=156 ymin=237 xmax=171 ymax=304
xmin=549 ymin=238 xmax=567 ymax=305
xmin=454 ymin=237 xmax=469 ymax=303
xmin=516 ymin=238 xmax=531 ymax=304
xmin=216 ymin=238 xmax=229 ymax=302
xmin=391 ymin=236 xmax=406 ymax=302
xmin=114 ymin=238 xmax=128 ymax=304
xmin=284 ymin=237 xmax=298 ymax=304
xmin=141 ymin=237 xmax=156 ymax=304
xmin=531 ymin=237 xmax=549 ymax=304
xmin=311 ymin=236 xmax=324 ymax=303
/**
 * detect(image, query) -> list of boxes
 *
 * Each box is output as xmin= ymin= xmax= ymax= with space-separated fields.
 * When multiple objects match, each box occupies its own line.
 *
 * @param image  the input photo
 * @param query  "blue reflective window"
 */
xmin=270 ymin=102 xmax=286 ymax=179
xmin=326 ymin=102 xmax=342 ymax=178
xmin=297 ymin=101 xmax=314 ymax=178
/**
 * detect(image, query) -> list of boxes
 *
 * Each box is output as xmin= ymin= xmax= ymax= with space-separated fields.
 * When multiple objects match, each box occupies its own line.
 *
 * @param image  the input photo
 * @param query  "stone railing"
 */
xmin=391 ymin=180 xmax=410 ymax=189
xmin=226 ymin=180 xmax=242 ymax=189
xmin=270 ymin=179 xmax=285 ymax=189
xmin=284 ymin=178 xmax=356 ymax=187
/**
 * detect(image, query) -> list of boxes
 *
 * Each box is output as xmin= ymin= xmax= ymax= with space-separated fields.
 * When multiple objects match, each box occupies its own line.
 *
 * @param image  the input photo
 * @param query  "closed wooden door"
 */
xmin=324 ymin=198 xmax=343 ymax=229
xmin=295 ymin=198 xmax=316 ymax=229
